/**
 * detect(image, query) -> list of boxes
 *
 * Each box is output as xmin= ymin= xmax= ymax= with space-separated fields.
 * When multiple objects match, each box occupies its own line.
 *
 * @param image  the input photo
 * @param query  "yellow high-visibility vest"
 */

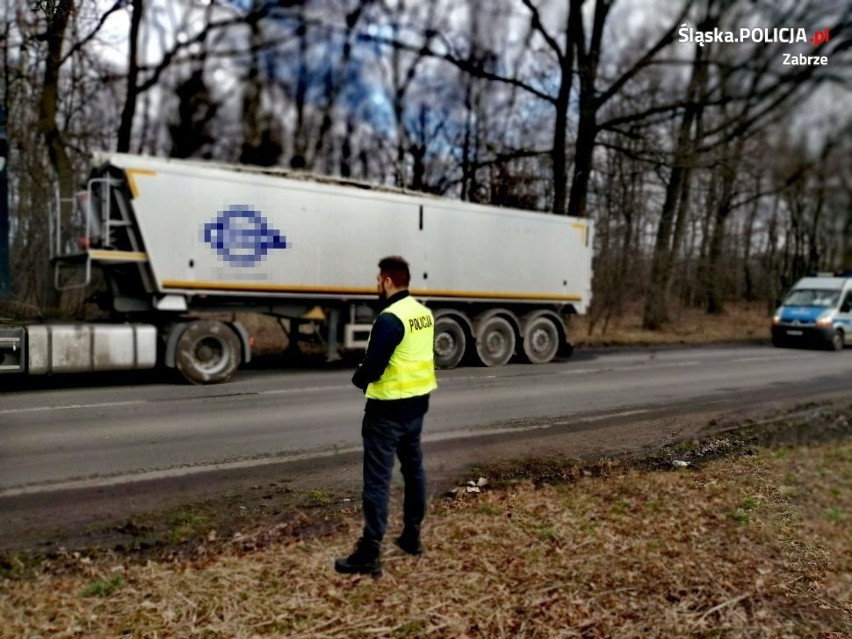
xmin=366 ymin=295 xmax=438 ymax=400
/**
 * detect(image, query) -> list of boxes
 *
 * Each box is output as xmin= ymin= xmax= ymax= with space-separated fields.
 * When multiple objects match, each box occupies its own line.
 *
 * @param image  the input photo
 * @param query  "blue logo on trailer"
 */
xmin=202 ymin=205 xmax=287 ymax=267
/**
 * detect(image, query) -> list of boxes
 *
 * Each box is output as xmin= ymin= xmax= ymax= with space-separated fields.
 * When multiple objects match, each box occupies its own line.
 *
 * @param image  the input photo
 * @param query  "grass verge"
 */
xmin=238 ymin=301 xmax=773 ymax=360
xmin=570 ymin=301 xmax=771 ymax=347
xmin=1 ymin=411 xmax=849 ymax=638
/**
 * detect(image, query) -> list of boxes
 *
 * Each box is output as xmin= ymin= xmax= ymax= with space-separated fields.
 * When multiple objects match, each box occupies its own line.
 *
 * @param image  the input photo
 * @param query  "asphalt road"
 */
xmin=2 ymin=343 xmax=851 ymax=496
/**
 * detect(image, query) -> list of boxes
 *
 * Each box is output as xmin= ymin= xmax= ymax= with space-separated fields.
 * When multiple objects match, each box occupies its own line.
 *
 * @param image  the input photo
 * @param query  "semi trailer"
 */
xmin=0 ymin=153 xmax=593 ymax=384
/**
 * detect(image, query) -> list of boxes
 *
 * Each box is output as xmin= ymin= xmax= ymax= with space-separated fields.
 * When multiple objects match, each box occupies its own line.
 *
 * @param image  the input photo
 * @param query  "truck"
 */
xmin=771 ymin=274 xmax=852 ymax=351
xmin=0 ymin=153 xmax=593 ymax=384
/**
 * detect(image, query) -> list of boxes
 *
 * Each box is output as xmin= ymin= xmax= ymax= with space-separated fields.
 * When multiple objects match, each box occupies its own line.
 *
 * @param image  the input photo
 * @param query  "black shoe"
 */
xmin=394 ymin=527 xmax=424 ymax=556
xmin=334 ymin=538 xmax=382 ymax=577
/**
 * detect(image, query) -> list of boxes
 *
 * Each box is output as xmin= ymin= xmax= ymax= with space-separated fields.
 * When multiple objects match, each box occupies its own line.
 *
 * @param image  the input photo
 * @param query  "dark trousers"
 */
xmin=361 ymin=412 xmax=426 ymax=542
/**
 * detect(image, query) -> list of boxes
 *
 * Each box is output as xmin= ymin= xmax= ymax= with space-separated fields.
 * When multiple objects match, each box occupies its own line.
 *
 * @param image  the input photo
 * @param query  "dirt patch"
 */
xmin=462 ymin=400 xmax=852 ymax=485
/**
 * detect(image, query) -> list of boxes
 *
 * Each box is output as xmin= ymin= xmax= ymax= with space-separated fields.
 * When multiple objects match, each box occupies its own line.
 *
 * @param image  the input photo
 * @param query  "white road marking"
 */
xmin=0 ymin=400 xmax=144 ymax=416
xmin=0 ymin=385 xmax=352 ymax=415
xmin=559 ymin=361 xmax=702 ymax=376
xmin=263 ymin=385 xmax=350 ymax=395
xmin=732 ymin=354 xmax=820 ymax=362
xmin=575 ymin=409 xmax=650 ymax=422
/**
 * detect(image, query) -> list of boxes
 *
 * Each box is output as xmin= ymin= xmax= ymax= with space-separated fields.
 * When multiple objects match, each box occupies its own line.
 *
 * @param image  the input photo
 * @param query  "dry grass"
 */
xmin=571 ymin=301 xmax=770 ymax=347
xmin=2 ymin=436 xmax=849 ymax=638
xmin=235 ymin=301 xmax=772 ymax=359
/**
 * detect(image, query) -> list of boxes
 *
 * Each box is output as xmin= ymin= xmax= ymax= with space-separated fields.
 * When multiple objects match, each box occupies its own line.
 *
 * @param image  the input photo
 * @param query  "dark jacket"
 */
xmin=351 ymin=290 xmax=430 ymax=419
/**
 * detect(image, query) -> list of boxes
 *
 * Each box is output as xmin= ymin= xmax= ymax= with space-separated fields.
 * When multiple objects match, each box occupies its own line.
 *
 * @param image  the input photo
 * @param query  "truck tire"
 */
xmin=175 ymin=320 xmax=242 ymax=384
xmin=434 ymin=316 xmax=467 ymax=369
xmin=521 ymin=315 xmax=561 ymax=364
xmin=475 ymin=316 xmax=516 ymax=367
xmin=829 ymin=329 xmax=844 ymax=351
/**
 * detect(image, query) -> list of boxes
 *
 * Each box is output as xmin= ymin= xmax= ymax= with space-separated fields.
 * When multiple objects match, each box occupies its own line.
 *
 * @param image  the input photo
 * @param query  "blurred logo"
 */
xmin=809 ymin=28 xmax=830 ymax=46
xmin=202 ymin=205 xmax=287 ymax=267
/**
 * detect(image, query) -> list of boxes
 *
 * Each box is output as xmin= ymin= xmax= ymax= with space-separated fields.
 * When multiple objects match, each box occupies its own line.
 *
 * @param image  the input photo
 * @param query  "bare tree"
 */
xmin=36 ymin=1 xmax=75 ymax=304
xmin=116 ymin=0 xmax=143 ymax=152
xmin=642 ymin=37 xmax=709 ymax=328
xmin=239 ymin=3 xmax=283 ymax=166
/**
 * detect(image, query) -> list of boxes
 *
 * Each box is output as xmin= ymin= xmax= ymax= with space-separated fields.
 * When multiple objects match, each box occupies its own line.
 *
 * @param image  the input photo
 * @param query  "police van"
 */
xmin=772 ymin=274 xmax=852 ymax=351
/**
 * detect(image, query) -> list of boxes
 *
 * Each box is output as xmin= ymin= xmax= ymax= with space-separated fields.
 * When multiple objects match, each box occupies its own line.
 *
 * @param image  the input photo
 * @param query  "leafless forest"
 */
xmin=2 ymin=0 xmax=850 ymax=330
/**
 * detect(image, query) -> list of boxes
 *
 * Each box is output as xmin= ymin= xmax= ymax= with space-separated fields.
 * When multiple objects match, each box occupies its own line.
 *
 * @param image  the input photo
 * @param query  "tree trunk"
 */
xmin=520 ymin=0 xmax=574 ymax=215
xmin=239 ymin=8 xmax=265 ymax=165
xmin=551 ymin=67 xmax=572 ymax=215
xmin=642 ymin=43 xmax=706 ymax=329
xmin=36 ymin=0 xmax=75 ymax=311
xmin=844 ymin=206 xmax=852 ymax=273
xmin=565 ymin=0 xmax=610 ymax=219
xmin=705 ymin=141 xmax=744 ymax=315
xmin=741 ymin=174 xmax=761 ymax=302
xmin=291 ymin=8 xmax=309 ymax=170
xmin=116 ymin=0 xmax=144 ymax=152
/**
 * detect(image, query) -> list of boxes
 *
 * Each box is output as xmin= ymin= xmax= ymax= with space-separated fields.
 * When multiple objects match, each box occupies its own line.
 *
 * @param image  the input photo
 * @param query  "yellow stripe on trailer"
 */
xmin=162 ymin=280 xmax=375 ymax=295
xmin=414 ymin=289 xmax=582 ymax=302
xmin=125 ymin=168 xmax=156 ymax=198
xmin=161 ymin=279 xmax=581 ymax=302
xmin=90 ymin=250 xmax=149 ymax=262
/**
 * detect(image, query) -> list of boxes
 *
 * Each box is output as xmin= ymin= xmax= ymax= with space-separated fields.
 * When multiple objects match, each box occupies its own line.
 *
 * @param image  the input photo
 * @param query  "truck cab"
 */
xmin=772 ymin=275 xmax=852 ymax=351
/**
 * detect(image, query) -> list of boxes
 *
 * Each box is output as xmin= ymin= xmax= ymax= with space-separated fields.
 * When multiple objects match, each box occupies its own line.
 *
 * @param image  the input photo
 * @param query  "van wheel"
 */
xmin=829 ymin=329 xmax=844 ymax=351
xmin=176 ymin=320 xmax=242 ymax=384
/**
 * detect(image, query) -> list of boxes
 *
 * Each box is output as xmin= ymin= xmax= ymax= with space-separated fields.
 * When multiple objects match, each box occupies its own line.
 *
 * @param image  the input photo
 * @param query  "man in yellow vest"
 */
xmin=335 ymin=256 xmax=437 ymax=577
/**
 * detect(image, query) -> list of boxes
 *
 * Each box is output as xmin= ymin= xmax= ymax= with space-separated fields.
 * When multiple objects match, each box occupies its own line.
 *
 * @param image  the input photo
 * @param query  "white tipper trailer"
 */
xmin=0 ymin=153 xmax=593 ymax=384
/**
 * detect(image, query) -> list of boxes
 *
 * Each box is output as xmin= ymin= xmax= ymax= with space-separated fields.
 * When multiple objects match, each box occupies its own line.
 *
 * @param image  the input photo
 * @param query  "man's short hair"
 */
xmin=378 ymin=255 xmax=411 ymax=288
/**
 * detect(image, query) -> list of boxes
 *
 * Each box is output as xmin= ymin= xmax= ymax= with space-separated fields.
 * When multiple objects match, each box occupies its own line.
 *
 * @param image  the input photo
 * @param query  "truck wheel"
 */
xmin=829 ymin=329 xmax=844 ymax=351
xmin=434 ymin=316 xmax=467 ymax=369
xmin=175 ymin=320 xmax=242 ymax=384
xmin=521 ymin=315 xmax=560 ymax=364
xmin=475 ymin=316 xmax=516 ymax=367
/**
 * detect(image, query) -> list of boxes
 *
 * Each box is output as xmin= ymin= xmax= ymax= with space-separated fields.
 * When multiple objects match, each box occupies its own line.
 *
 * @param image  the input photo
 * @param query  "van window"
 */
xmin=783 ymin=289 xmax=840 ymax=308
